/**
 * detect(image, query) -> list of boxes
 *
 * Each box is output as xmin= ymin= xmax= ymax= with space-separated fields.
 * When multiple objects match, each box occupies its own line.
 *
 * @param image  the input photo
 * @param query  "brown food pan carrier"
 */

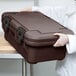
xmin=2 ymin=12 xmax=73 ymax=64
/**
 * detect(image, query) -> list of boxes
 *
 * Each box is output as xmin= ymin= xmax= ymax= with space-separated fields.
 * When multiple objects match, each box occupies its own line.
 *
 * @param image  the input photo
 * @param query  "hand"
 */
xmin=20 ymin=8 xmax=32 ymax=12
xmin=53 ymin=33 xmax=69 ymax=47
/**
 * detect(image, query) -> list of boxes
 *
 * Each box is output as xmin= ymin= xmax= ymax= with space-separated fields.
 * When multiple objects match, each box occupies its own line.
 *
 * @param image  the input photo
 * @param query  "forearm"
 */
xmin=21 ymin=7 xmax=32 ymax=12
xmin=26 ymin=8 xmax=32 ymax=11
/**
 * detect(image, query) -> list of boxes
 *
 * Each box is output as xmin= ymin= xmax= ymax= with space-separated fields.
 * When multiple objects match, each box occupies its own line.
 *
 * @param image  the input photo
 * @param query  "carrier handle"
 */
xmin=3 ymin=16 xmax=11 ymax=32
xmin=16 ymin=27 xmax=25 ymax=44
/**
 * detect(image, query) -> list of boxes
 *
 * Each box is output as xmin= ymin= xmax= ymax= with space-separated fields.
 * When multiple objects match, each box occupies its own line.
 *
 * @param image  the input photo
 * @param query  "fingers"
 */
xmin=53 ymin=38 xmax=64 ymax=47
xmin=53 ymin=33 xmax=69 ymax=47
xmin=20 ymin=8 xmax=32 ymax=12
xmin=53 ymin=33 xmax=62 ymax=36
xmin=53 ymin=33 xmax=61 ymax=47
xmin=53 ymin=33 xmax=60 ymax=47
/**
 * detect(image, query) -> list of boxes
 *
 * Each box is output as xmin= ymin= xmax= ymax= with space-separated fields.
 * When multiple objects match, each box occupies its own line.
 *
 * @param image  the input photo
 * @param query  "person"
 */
xmin=24 ymin=3 xmax=76 ymax=76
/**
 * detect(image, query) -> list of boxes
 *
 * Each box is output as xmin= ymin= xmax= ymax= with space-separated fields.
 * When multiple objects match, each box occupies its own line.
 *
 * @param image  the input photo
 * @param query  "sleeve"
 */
xmin=66 ymin=35 xmax=76 ymax=54
xmin=66 ymin=14 xmax=76 ymax=54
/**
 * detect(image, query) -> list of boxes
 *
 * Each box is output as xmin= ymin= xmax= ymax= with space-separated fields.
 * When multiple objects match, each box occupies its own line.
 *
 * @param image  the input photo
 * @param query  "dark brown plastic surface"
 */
xmin=2 ymin=12 xmax=73 ymax=64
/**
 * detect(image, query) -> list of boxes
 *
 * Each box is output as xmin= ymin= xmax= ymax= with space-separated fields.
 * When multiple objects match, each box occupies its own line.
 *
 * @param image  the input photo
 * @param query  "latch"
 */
xmin=3 ymin=16 xmax=11 ymax=32
xmin=16 ymin=27 xmax=25 ymax=44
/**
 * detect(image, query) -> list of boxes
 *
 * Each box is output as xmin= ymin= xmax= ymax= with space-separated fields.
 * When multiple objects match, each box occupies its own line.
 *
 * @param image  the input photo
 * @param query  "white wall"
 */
xmin=39 ymin=0 xmax=76 ymax=7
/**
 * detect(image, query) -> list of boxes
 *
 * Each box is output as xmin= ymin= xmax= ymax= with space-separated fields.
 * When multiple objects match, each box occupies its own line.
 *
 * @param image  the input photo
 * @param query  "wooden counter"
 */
xmin=0 ymin=36 xmax=16 ymax=53
xmin=0 ymin=35 xmax=23 ymax=59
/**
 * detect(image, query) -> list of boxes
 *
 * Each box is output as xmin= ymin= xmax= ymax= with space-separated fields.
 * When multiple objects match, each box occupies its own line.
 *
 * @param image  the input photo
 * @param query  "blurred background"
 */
xmin=0 ymin=0 xmax=75 ymax=76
